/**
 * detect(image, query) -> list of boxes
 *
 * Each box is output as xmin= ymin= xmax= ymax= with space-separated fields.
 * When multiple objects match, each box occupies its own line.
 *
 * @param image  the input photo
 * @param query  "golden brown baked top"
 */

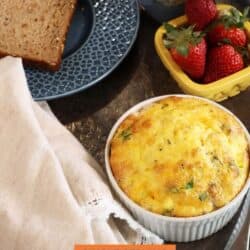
xmin=110 ymin=97 xmax=249 ymax=217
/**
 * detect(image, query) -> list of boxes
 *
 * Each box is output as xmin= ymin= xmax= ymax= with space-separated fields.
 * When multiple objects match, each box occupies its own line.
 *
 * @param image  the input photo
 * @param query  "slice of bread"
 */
xmin=0 ymin=0 xmax=77 ymax=71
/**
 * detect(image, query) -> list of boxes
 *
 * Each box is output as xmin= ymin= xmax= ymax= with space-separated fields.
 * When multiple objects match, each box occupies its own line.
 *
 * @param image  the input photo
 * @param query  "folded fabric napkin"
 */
xmin=0 ymin=57 xmax=162 ymax=250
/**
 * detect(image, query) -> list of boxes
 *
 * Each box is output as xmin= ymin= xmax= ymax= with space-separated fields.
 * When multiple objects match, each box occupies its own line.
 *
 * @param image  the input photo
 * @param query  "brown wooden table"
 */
xmin=49 ymin=11 xmax=250 ymax=250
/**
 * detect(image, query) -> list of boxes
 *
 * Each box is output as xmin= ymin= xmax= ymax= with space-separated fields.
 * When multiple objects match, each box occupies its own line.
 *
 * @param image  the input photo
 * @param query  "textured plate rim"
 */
xmin=33 ymin=0 xmax=140 ymax=101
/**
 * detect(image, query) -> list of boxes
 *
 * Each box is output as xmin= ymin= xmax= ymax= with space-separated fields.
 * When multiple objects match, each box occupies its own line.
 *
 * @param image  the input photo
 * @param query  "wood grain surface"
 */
xmin=49 ymin=9 xmax=250 ymax=250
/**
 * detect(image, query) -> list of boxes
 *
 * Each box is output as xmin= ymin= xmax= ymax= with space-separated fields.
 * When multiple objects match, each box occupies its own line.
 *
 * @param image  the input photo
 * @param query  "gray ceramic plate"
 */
xmin=26 ymin=0 xmax=140 ymax=101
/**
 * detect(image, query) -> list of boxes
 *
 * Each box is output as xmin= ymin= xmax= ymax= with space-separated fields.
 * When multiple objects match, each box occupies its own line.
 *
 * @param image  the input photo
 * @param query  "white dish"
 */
xmin=105 ymin=94 xmax=250 ymax=242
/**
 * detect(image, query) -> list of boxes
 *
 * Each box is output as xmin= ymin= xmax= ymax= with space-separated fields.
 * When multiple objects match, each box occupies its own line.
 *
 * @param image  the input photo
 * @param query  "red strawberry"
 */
xmin=208 ymin=8 xmax=249 ymax=47
xmin=208 ymin=24 xmax=247 ymax=47
xmin=185 ymin=0 xmax=217 ymax=30
xmin=163 ymin=24 xmax=207 ymax=79
xmin=203 ymin=45 xmax=244 ymax=83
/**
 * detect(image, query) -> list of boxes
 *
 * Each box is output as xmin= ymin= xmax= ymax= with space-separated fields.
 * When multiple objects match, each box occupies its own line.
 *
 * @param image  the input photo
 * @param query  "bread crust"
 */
xmin=0 ymin=50 xmax=60 ymax=71
xmin=0 ymin=0 xmax=77 ymax=71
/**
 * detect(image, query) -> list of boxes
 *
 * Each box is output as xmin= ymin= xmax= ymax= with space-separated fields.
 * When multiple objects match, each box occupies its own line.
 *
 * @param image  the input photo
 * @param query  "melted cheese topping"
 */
xmin=110 ymin=97 xmax=249 ymax=217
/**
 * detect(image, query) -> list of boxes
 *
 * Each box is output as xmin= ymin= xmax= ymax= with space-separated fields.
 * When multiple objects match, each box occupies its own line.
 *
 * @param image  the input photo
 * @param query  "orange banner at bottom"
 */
xmin=75 ymin=245 xmax=176 ymax=250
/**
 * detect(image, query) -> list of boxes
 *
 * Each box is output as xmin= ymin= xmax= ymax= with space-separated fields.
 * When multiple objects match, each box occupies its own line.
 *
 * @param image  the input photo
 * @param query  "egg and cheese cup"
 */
xmin=105 ymin=95 xmax=250 ymax=242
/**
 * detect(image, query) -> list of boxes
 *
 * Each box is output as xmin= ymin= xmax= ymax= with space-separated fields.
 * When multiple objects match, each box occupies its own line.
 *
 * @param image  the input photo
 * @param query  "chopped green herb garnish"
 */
xmin=164 ymin=208 xmax=173 ymax=216
xmin=213 ymin=155 xmax=219 ymax=161
xmin=212 ymin=155 xmax=223 ymax=166
xmin=179 ymin=163 xmax=184 ymax=169
xmin=170 ymin=187 xmax=179 ymax=193
xmin=221 ymin=123 xmax=232 ymax=134
xmin=161 ymin=103 xmax=169 ymax=109
xmin=228 ymin=159 xmax=236 ymax=166
xmin=199 ymin=192 xmax=208 ymax=201
xmin=185 ymin=180 xmax=194 ymax=189
xmin=119 ymin=128 xmax=132 ymax=142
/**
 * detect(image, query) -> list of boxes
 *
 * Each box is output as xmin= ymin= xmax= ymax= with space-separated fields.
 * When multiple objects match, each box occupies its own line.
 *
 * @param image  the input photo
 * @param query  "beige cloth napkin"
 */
xmin=0 ymin=57 xmax=162 ymax=250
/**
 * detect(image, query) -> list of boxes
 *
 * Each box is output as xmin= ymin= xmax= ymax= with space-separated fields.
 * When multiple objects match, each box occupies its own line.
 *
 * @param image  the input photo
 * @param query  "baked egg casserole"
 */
xmin=109 ymin=96 xmax=249 ymax=217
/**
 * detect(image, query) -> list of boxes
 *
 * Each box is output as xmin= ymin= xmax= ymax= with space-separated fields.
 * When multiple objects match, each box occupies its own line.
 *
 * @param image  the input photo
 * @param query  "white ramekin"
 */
xmin=105 ymin=94 xmax=250 ymax=242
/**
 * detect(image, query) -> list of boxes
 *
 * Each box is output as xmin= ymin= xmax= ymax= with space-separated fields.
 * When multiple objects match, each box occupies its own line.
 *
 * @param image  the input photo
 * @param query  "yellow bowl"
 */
xmin=155 ymin=4 xmax=250 ymax=102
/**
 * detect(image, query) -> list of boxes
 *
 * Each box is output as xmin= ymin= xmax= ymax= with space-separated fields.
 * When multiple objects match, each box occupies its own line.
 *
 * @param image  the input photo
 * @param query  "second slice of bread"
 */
xmin=0 ymin=0 xmax=77 ymax=71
